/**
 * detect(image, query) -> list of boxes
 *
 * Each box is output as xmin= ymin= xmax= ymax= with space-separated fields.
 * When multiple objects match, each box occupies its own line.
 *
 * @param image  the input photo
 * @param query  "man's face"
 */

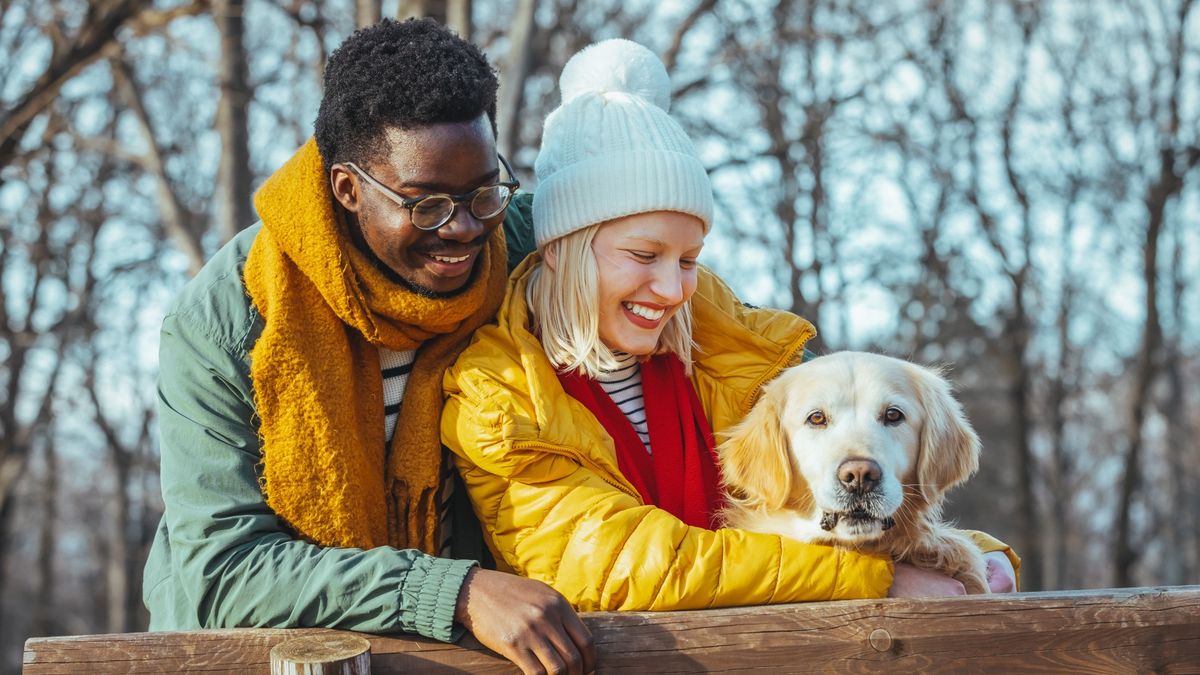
xmin=331 ymin=114 xmax=504 ymax=295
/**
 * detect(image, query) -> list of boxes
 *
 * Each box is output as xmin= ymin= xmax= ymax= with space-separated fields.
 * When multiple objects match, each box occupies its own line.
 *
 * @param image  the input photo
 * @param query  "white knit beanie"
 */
xmin=532 ymin=39 xmax=714 ymax=247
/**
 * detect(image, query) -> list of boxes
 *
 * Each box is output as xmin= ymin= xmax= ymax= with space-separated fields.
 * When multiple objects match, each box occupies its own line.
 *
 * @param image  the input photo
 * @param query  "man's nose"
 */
xmin=436 ymin=204 xmax=486 ymax=242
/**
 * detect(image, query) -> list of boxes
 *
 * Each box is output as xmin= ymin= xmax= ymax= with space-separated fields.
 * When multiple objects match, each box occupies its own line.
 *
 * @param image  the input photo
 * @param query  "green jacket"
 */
xmin=143 ymin=194 xmax=535 ymax=641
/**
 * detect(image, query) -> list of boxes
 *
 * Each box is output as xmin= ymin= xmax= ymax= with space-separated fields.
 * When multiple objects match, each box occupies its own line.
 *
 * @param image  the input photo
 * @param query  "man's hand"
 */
xmin=455 ymin=567 xmax=595 ymax=675
xmin=983 ymin=550 xmax=1017 ymax=593
xmin=887 ymin=562 xmax=967 ymax=598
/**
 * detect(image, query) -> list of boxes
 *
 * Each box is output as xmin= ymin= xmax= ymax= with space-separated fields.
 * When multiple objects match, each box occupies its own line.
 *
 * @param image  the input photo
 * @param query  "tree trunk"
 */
xmin=30 ymin=438 xmax=58 ymax=637
xmin=0 ymin=483 xmax=15 ymax=637
xmin=1007 ymin=307 xmax=1042 ymax=591
xmin=214 ymin=0 xmax=254 ymax=244
xmin=496 ymin=0 xmax=537 ymax=161
xmin=446 ymin=0 xmax=471 ymax=38
xmin=1114 ymin=152 xmax=1176 ymax=587
xmin=397 ymin=0 xmax=470 ymax=36
xmin=105 ymin=452 xmax=131 ymax=634
xmin=356 ymin=0 xmax=380 ymax=28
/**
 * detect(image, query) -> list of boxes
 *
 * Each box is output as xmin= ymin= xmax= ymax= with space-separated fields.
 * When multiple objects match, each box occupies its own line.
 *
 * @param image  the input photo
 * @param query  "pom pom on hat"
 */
xmin=533 ymin=39 xmax=714 ymax=247
xmin=559 ymin=39 xmax=672 ymax=111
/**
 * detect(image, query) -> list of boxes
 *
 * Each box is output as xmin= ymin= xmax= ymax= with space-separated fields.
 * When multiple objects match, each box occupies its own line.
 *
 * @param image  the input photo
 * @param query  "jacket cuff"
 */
xmin=400 ymin=556 xmax=477 ymax=642
xmin=831 ymin=551 xmax=894 ymax=599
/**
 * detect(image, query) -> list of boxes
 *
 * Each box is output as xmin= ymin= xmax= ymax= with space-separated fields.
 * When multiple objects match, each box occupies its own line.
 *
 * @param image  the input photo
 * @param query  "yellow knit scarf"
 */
xmin=243 ymin=138 xmax=507 ymax=554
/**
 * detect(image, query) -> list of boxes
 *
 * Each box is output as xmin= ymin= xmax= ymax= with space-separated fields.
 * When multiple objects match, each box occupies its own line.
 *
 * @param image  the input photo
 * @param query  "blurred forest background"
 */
xmin=1 ymin=0 xmax=1197 ymax=670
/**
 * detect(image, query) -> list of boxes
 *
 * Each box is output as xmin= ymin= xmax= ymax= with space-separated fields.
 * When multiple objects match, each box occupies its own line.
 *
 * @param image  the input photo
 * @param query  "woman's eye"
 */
xmin=806 ymin=411 xmax=827 ymax=427
xmin=627 ymin=250 xmax=654 ymax=261
xmin=680 ymin=258 xmax=698 ymax=269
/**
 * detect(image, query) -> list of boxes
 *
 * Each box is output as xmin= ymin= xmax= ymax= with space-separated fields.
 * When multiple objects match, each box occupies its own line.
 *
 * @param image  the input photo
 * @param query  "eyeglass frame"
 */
xmin=343 ymin=155 xmax=521 ymax=231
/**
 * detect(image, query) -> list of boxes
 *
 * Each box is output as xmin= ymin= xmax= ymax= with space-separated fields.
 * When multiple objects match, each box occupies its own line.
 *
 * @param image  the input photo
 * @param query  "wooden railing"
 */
xmin=23 ymin=586 xmax=1200 ymax=673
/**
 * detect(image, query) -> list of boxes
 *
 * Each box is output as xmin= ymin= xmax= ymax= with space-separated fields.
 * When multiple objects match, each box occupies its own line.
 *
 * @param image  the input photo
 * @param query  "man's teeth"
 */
xmin=431 ymin=254 xmax=470 ymax=263
xmin=623 ymin=302 xmax=665 ymax=321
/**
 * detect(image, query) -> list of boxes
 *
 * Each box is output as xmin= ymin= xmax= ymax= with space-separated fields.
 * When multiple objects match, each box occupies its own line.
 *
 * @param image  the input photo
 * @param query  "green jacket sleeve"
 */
xmin=145 ymin=307 xmax=474 ymax=640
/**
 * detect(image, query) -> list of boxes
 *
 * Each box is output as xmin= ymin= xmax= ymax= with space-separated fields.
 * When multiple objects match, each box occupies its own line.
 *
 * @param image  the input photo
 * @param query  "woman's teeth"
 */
xmin=431 ymin=253 xmax=470 ymax=263
xmin=623 ymin=302 xmax=665 ymax=321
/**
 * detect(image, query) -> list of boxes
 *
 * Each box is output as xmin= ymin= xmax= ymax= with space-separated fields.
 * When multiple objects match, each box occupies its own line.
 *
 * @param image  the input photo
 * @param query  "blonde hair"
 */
xmin=527 ymin=224 xmax=695 ymax=379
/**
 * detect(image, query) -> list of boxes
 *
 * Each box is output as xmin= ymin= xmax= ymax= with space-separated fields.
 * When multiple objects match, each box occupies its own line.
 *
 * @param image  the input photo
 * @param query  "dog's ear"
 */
xmin=717 ymin=381 xmax=795 ymax=511
xmin=909 ymin=363 xmax=980 ymax=503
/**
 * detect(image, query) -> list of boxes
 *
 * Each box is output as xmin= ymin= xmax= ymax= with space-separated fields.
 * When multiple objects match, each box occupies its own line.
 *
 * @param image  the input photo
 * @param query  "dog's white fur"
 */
xmin=718 ymin=351 xmax=990 ymax=594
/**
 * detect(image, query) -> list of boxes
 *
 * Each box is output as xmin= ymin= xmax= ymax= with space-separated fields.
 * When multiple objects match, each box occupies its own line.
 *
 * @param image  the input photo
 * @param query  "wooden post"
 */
xmin=270 ymin=634 xmax=371 ymax=675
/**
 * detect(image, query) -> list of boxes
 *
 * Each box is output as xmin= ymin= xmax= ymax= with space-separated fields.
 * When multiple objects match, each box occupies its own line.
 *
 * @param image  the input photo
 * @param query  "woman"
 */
xmin=442 ymin=39 xmax=1017 ymax=611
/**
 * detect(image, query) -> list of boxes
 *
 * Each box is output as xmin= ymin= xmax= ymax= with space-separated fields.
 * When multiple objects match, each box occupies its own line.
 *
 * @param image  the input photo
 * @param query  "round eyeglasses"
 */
xmin=345 ymin=155 xmax=520 ymax=231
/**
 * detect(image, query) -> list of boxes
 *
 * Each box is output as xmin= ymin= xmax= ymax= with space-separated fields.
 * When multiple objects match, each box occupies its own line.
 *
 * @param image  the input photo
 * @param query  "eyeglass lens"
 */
xmin=410 ymin=185 xmax=514 ymax=229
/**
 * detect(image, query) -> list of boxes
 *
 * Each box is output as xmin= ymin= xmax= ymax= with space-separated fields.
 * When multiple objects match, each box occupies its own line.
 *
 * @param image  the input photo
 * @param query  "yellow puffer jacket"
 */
xmin=443 ymin=256 xmax=1013 ymax=611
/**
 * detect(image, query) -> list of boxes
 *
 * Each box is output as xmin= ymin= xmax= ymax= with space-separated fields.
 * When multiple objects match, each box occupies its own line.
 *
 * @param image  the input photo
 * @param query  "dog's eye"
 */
xmin=883 ymin=407 xmax=905 ymax=425
xmin=806 ymin=410 xmax=827 ymax=427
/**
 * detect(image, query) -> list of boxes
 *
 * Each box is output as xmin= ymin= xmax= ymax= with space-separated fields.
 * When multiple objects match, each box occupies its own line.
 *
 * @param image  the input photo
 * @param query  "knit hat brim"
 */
xmin=532 ymin=149 xmax=713 ymax=247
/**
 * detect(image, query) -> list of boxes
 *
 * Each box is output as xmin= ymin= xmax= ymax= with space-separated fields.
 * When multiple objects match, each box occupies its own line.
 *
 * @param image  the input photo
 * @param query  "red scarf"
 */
xmin=557 ymin=354 xmax=723 ymax=529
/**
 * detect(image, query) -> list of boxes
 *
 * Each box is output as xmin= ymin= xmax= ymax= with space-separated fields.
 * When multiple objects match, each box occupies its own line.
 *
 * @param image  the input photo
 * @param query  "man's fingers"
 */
xmin=562 ymin=610 xmax=596 ymax=674
xmin=509 ymin=648 xmax=548 ymax=675
xmin=539 ymin=618 xmax=586 ymax=675
xmin=527 ymin=636 xmax=568 ymax=675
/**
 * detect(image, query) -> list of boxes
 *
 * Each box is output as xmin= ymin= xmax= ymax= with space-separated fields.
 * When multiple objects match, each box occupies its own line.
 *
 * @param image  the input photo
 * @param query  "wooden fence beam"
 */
xmin=23 ymin=586 xmax=1200 ymax=673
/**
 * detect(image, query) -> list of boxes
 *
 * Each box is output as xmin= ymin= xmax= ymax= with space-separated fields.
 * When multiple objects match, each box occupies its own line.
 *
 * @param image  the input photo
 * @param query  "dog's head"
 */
xmin=718 ymin=351 xmax=979 ymax=544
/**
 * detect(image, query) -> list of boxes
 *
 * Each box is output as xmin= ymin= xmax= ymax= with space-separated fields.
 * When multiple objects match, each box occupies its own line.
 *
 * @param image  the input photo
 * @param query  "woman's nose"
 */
xmin=648 ymin=264 xmax=685 ymax=304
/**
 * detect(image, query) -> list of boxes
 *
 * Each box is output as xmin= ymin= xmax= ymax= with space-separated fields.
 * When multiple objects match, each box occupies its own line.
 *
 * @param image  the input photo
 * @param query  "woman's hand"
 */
xmin=984 ymin=550 xmax=1018 ymax=593
xmin=887 ymin=562 xmax=966 ymax=598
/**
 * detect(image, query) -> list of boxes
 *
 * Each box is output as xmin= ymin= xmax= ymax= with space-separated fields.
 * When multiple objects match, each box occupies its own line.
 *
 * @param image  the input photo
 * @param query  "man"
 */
xmin=144 ymin=19 xmax=593 ymax=675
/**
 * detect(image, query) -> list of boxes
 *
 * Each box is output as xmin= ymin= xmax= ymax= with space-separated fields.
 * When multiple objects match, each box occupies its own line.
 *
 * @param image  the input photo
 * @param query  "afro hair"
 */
xmin=314 ymin=18 xmax=498 ymax=172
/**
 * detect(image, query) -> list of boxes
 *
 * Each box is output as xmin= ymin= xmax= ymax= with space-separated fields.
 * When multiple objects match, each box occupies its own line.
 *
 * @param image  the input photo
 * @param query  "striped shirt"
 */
xmin=380 ymin=348 xmax=415 ymax=441
xmin=380 ymin=347 xmax=455 ymax=558
xmin=597 ymin=352 xmax=652 ymax=454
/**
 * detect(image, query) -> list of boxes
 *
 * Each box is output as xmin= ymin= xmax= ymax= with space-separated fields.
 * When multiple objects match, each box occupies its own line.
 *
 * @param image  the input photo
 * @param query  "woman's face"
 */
xmin=589 ymin=211 xmax=705 ymax=356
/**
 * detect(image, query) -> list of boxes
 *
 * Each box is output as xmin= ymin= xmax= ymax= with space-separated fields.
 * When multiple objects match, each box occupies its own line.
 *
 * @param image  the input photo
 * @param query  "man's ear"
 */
xmin=329 ymin=164 xmax=362 ymax=213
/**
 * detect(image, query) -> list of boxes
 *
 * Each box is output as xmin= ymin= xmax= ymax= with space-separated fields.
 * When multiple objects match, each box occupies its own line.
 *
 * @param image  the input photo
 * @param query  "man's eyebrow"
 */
xmin=395 ymin=168 xmax=501 ymax=193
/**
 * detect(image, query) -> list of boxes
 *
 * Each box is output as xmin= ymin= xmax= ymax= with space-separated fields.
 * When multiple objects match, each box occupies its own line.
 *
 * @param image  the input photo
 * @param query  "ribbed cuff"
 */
xmin=401 ymin=556 xmax=477 ymax=642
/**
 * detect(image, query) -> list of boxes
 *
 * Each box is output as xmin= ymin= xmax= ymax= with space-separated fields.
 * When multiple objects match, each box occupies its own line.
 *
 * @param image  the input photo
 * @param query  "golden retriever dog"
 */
xmin=718 ymin=351 xmax=989 ymax=594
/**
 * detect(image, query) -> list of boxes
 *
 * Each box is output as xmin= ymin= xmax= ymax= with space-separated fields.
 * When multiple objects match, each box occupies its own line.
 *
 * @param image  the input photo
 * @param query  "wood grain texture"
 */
xmin=270 ymin=634 xmax=371 ymax=675
xmin=23 ymin=586 xmax=1200 ymax=674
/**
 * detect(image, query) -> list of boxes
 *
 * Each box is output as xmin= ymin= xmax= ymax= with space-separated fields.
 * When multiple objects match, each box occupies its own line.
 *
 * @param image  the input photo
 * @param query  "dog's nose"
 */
xmin=838 ymin=459 xmax=882 ymax=494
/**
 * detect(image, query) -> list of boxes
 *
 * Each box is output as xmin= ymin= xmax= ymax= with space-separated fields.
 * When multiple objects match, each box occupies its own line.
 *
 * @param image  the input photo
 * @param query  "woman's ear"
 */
xmin=542 ymin=239 xmax=559 ymax=270
xmin=329 ymin=165 xmax=361 ymax=213
xmin=717 ymin=380 xmax=795 ymax=512
xmin=909 ymin=363 xmax=980 ymax=504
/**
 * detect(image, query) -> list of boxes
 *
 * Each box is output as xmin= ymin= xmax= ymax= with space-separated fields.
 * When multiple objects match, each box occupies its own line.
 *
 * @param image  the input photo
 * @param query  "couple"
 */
xmin=145 ymin=19 xmax=1018 ymax=675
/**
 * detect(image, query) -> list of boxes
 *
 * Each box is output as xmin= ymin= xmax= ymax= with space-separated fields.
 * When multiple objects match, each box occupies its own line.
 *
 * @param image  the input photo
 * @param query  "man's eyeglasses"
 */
xmin=344 ymin=156 xmax=520 ymax=231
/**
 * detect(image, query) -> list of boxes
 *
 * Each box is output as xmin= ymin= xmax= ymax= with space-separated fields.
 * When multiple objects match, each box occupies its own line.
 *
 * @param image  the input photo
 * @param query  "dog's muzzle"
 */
xmin=820 ymin=510 xmax=896 ymax=532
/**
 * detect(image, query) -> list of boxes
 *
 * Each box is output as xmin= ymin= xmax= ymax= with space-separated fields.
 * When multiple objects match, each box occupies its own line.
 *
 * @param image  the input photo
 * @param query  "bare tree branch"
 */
xmin=110 ymin=57 xmax=205 ymax=275
xmin=0 ymin=0 xmax=153 ymax=166
xmin=662 ymin=0 xmax=717 ymax=74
